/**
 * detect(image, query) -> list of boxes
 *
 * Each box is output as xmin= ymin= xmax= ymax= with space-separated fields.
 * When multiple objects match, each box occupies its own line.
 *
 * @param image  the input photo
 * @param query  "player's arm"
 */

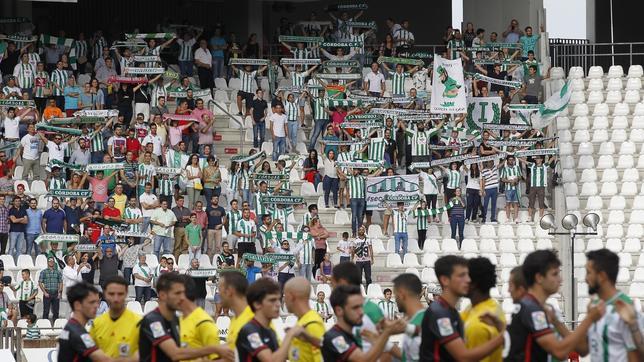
xmin=346 ymin=319 xmax=404 ymax=362
xmin=157 ymin=338 xmax=232 ymax=361
xmin=443 ymin=334 xmax=504 ymax=362
xmin=87 ymin=349 xmax=119 ymax=362
xmin=255 ymin=326 xmax=302 ymax=362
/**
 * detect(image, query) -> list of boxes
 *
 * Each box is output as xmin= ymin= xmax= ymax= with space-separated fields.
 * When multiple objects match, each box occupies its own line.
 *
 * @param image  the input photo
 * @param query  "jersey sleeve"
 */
xmin=140 ymin=315 xmax=172 ymax=346
xmin=196 ymin=319 xmax=220 ymax=358
xmin=426 ymin=307 xmax=460 ymax=344
xmin=322 ymin=332 xmax=358 ymax=360
xmin=519 ymin=302 xmax=552 ymax=338
xmin=70 ymin=328 xmax=99 ymax=358
xmin=236 ymin=324 xmax=268 ymax=357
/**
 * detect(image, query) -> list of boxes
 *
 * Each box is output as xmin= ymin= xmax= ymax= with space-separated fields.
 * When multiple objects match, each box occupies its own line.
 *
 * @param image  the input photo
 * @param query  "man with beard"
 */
xmin=399 ymin=119 xmax=444 ymax=171
xmin=90 ymin=276 xmax=140 ymax=360
xmin=321 ymin=284 xmax=403 ymax=361
xmin=505 ymin=250 xmax=604 ymax=362
xmin=392 ymin=273 xmax=425 ymax=362
xmin=575 ymin=249 xmax=642 ymax=361
xmin=138 ymin=272 xmax=232 ymax=362
xmin=419 ymin=255 xmax=505 ymax=361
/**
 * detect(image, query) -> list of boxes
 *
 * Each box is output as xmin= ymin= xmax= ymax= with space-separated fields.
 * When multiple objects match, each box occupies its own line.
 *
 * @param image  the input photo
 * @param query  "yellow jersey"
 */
xmin=227 ymin=306 xmax=255 ymax=349
xmin=289 ymin=310 xmax=325 ymax=362
xmin=460 ymin=298 xmax=506 ymax=362
xmin=179 ymin=307 xmax=219 ymax=362
xmin=112 ymin=193 xmax=127 ymax=214
xmin=89 ymin=308 xmax=141 ymax=358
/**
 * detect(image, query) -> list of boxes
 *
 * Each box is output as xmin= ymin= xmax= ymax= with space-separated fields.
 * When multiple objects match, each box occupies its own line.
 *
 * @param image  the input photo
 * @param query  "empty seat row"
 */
xmin=571 ymin=102 xmax=644 ymax=116
xmin=570 ymin=90 xmax=641 ymax=105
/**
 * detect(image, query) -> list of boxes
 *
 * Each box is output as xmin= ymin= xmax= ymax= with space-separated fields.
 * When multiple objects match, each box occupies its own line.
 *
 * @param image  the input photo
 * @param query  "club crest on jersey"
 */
xmin=81 ymin=333 xmax=96 ymax=348
xmin=437 ymin=317 xmax=454 ymax=336
xmin=332 ymin=336 xmax=350 ymax=353
xmin=531 ymin=311 xmax=548 ymax=330
xmin=118 ymin=343 xmax=130 ymax=357
xmin=248 ymin=332 xmax=263 ymax=349
xmin=150 ymin=321 xmax=166 ymax=338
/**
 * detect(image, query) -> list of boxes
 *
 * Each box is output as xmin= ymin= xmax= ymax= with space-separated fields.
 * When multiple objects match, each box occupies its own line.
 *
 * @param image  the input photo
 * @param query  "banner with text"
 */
xmin=365 ymin=175 xmax=420 ymax=210
xmin=430 ymin=55 xmax=467 ymax=114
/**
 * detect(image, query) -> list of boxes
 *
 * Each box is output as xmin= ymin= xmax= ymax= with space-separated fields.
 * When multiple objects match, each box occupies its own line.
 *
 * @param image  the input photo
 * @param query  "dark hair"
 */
xmin=393 ymin=273 xmax=423 ymax=296
xmin=330 ymin=284 xmax=362 ymax=309
xmin=476 ymin=28 xmax=485 ymax=35
xmin=332 ymin=262 xmax=362 ymax=286
xmin=156 ymin=272 xmax=185 ymax=293
xmin=435 ymin=255 xmax=469 ymax=285
xmin=27 ymin=313 xmax=37 ymax=324
xmin=220 ymin=271 xmax=248 ymax=296
xmin=21 ymin=269 xmax=30 ymax=275
xmin=383 ymin=288 xmax=392 ymax=295
xmin=586 ymin=248 xmax=619 ymax=284
xmin=469 ymin=163 xmax=480 ymax=178
xmin=104 ymin=275 xmax=128 ymax=290
xmin=525 ymin=26 xmax=532 ymax=31
xmin=308 ymin=204 xmax=317 ymax=212
xmin=246 ymin=278 xmax=281 ymax=312
xmin=468 ymin=257 xmax=497 ymax=293
xmin=181 ymin=274 xmax=198 ymax=302
xmin=510 ymin=266 xmax=527 ymax=289
xmin=522 ymin=250 xmax=561 ymax=287
xmin=67 ymin=282 xmax=99 ymax=310
xmin=342 ymin=232 xmax=349 ymax=238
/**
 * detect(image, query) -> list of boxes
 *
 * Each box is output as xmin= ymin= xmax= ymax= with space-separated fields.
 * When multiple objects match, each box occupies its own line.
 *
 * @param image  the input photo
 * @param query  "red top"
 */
xmin=102 ymin=206 xmax=121 ymax=219
xmin=126 ymin=137 xmax=141 ymax=160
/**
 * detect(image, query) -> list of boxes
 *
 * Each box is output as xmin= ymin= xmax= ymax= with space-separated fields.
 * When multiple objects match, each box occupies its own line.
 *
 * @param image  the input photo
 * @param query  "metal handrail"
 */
xmin=208 ymin=99 xmax=245 ymax=152
xmin=549 ymin=40 xmax=644 ymax=74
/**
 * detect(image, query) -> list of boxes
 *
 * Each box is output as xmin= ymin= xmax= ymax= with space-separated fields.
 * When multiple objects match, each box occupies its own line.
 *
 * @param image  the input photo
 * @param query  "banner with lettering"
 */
xmin=465 ymin=96 xmax=502 ymax=129
xmin=365 ymin=175 xmax=420 ymax=210
xmin=430 ymin=55 xmax=467 ymax=114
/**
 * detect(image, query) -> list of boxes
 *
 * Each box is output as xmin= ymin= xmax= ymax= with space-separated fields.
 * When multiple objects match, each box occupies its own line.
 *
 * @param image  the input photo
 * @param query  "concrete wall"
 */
xmin=462 ymin=0 xmax=543 ymax=40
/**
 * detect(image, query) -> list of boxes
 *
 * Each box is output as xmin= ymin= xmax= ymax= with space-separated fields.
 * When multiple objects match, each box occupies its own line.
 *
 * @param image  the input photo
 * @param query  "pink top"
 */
xmin=168 ymin=126 xmax=183 ymax=146
xmin=197 ymin=120 xmax=214 ymax=145
xmin=331 ymin=111 xmax=347 ymax=134
xmin=89 ymin=177 xmax=109 ymax=203
xmin=191 ymin=107 xmax=214 ymax=123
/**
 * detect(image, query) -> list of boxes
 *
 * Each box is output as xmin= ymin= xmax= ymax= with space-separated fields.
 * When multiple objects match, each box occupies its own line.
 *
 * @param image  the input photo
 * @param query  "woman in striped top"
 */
xmin=238 ymin=161 xmax=252 ymax=206
xmin=438 ymin=162 xmax=463 ymax=213
xmin=449 ymin=188 xmax=466 ymax=248
xmin=228 ymin=161 xmax=241 ymax=202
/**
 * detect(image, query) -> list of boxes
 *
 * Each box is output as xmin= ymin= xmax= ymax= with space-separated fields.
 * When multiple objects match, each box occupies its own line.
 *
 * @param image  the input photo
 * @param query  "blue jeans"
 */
xmin=253 ymin=121 xmax=266 ymax=148
xmin=91 ymin=151 xmax=104 ymax=164
xmin=178 ymin=60 xmax=194 ymax=77
xmin=273 ymin=137 xmax=286 ymax=161
xmin=482 ymin=188 xmax=498 ymax=222
xmin=287 ymin=121 xmax=298 ymax=151
xmin=350 ymin=198 xmax=366 ymax=235
xmin=26 ymin=233 xmax=41 ymax=256
xmin=450 ymin=215 xmax=465 ymax=247
xmin=135 ymin=286 xmax=152 ymax=304
xmin=394 ymin=232 xmax=408 ymax=257
xmin=9 ymin=232 xmax=25 ymax=260
xmin=309 ymin=119 xmax=328 ymax=150
xmin=154 ymin=235 xmax=172 ymax=259
xmin=322 ymin=176 xmax=339 ymax=207
xmin=141 ymin=217 xmax=150 ymax=233
xmin=212 ymin=57 xmax=225 ymax=79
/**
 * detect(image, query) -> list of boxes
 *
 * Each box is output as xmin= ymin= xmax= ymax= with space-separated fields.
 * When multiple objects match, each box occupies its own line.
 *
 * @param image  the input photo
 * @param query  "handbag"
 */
xmin=191 ymin=168 xmax=203 ymax=190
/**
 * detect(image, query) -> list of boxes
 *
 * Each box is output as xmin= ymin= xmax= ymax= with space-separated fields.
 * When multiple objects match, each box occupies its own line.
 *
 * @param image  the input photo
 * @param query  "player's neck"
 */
xmin=291 ymin=302 xmax=310 ymax=318
xmin=336 ymin=318 xmax=353 ymax=334
xmin=469 ymin=291 xmax=490 ymax=307
xmin=527 ymin=286 xmax=549 ymax=304
xmin=231 ymin=298 xmax=248 ymax=317
xmin=158 ymin=302 xmax=176 ymax=321
xmin=72 ymin=312 xmax=88 ymax=326
xmin=180 ymin=301 xmax=197 ymax=316
xmin=253 ymin=311 xmax=270 ymax=327
xmin=404 ymin=300 xmax=424 ymax=318
xmin=597 ymin=284 xmax=619 ymax=302
xmin=440 ymin=290 xmax=460 ymax=308
xmin=109 ymin=306 xmax=125 ymax=320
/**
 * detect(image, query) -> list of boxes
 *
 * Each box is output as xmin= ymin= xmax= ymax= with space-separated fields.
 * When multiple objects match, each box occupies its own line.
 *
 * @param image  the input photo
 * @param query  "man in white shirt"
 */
xmin=2 ymin=107 xmax=22 ymax=144
xmin=132 ymin=254 xmax=153 ymax=304
xmin=19 ymin=123 xmax=42 ymax=180
xmin=270 ymin=104 xmax=288 ymax=161
xmin=62 ymin=255 xmax=83 ymax=289
xmin=107 ymin=125 xmax=126 ymax=162
xmin=363 ymin=62 xmax=386 ymax=97
xmin=38 ymin=132 xmax=75 ymax=166
xmin=142 ymin=123 xmax=163 ymax=157
xmin=194 ymin=39 xmax=213 ymax=90
xmin=139 ymin=183 xmax=159 ymax=233
xmin=150 ymin=200 xmax=177 ymax=258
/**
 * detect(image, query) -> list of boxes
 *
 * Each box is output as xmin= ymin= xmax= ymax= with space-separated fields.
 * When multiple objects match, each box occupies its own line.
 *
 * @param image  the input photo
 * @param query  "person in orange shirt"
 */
xmin=42 ymin=97 xmax=63 ymax=121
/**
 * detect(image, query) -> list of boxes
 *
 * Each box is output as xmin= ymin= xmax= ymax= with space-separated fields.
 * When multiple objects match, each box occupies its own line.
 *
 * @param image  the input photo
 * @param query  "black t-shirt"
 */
xmin=206 ymin=205 xmax=225 ymax=229
xmin=57 ymin=318 xmax=98 ymax=362
xmin=138 ymin=308 xmax=180 ymax=362
xmin=487 ymin=70 xmax=509 ymax=92
xmin=321 ymin=325 xmax=359 ymax=362
xmin=271 ymin=98 xmax=283 ymax=109
xmin=236 ymin=318 xmax=279 ymax=362
xmin=8 ymin=206 xmax=27 ymax=233
xmin=190 ymin=275 xmax=207 ymax=299
xmin=419 ymin=296 xmax=464 ymax=361
xmin=217 ymin=252 xmax=235 ymax=267
xmin=250 ymin=99 xmax=268 ymax=121
xmin=134 ymin=85 xmax=150 ymax=103
xmin=504 ymin=293 xmax=553 ymax=362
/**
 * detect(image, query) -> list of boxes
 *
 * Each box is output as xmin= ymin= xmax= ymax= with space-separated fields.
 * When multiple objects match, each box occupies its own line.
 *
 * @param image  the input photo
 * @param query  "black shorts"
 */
xmin=238 ymin=91 xmax=254 ymax=105
xmin=237 ymin=242 xmax=256 ymax=258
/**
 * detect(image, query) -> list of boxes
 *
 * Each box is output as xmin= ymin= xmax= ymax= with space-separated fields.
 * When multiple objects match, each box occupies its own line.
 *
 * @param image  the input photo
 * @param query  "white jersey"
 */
xmin=587 ymin=292 xmax=641 ymax=362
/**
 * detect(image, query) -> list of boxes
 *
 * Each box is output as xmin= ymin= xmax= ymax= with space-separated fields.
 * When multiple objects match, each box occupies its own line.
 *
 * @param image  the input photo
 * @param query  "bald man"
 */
xmin=284 ymin=277 xmax=325 ymax=362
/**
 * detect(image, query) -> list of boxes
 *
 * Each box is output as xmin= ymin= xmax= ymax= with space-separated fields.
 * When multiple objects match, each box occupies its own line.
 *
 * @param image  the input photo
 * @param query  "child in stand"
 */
xmin=185 ymin=213 xmax=202 ymax=261
xmin=318 ymin=253 xmax=333 ymax=284
xmin=336 ymin=232 xmax=353 ymax=263
xmin=377 ymin=288 xmax=399 ymax=320
xmin=25 ymin=314 xmax=40 ymax=340
xmin=314 ymin=291 xmax=332 ymax=322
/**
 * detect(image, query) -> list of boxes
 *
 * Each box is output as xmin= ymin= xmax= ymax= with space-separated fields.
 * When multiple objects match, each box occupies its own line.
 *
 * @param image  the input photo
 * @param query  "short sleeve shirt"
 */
xmin=504 ymin=293 xmax=553 ymax=362
xmin=419 ymin=297 xmax=464 ymax=361
xmin=139 ymin=308 xmax=180 ymax=362
xmin=57 ymin=318 xmax=99 ymax=362
xmin=321 ymin=325 xmax=359 ymax=362
xmin=236 ymin=319 xmax=279 ymax=362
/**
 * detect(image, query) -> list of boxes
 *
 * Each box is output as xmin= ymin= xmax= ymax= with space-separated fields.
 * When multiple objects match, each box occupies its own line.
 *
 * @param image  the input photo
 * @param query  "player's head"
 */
xmin=330 ymin=285 xmax=364 ymax=327
xmin=434 ymin=255 xmax=470 ymax=297
xmin=585 ymin=248 xmax=619 ymax=295
xmin=331 ymin=262 xmax=361 ymax=288
xmin=392 ymin=273 xmax=423 ymax=314
xmin=103 ymin=276 xmax=128 ymax=313
xmin=246 ymin=278 xmax=282 ymax=319
xmin=522 ymin=250 xmax=561 ymax=295
xmin=283 ymin=276 xmax=311 ymax=314
xmin=509 ymin=266 xmax=527 ymax=302
xmin=466 ymin=257 xmax=497 ymax=299
xmin=67 ymin=282 xmax=100 ymax=320
xmin=219 ymin=271 xmax=248 ymax=309
xmin=156 ymin=272 xmax=186 ymax=312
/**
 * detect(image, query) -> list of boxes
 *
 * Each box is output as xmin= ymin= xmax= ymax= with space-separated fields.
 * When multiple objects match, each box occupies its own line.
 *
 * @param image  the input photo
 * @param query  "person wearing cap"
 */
xmin=38 ymin=256 xmax=63 ymax=321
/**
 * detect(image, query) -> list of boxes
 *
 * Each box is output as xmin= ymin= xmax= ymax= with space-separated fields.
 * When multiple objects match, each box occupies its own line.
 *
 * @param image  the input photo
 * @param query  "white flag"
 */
xmin=531 ymin=81 xmax=572 ymax=129
xmin=430 ymin=55 xmax=467 ymax=114
xmin=465 ymin=96 xmax=502 ymax=129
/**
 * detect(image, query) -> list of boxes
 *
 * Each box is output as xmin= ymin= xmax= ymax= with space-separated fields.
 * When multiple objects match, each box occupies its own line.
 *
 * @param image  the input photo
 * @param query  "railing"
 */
xmin=0 ymin=327 xmax=23 ymax=361
xmin=208 ymin=99 xmax=245 ymax=152
xmin=549 ymin=39 xmax=644 ymax=74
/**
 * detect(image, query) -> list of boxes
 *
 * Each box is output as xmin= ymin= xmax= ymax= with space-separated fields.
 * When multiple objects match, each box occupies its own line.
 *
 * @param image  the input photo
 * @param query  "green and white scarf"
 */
xmin=228 ymin=58 xmax=269 ymax=66
xmin=36 ymin=123 xmax=82 ymax=135
xmin=125 ymin=33 xmax=175 ymax=40
xmin=377 ymin=56 xmax=424 ymax=66
xmin=124 ymin=67 xmax=164 ymax=74
xmin=0 ymin=99 xmax=35 ymax=107
xmin=280 ymin=58 xmax=321 ymax=65
xmin=279 ymin=35 xmax=325 ymax=43
xmin=261 ymin=195 xmax=304 ymax=205
xmin=48 ymin=189 xmax=92 ymax=198
xmin=39 ymin=34 xmax=74 ymax=47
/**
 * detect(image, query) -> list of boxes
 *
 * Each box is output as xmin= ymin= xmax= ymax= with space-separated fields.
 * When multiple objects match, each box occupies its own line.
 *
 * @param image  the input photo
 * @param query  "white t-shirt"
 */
xmin=185 ymin=165 xmax=201 ymax=188
xmin=133 ymin=264 xmax=153 ymax=287
xmin=337 ymin=239 xmax=353 ymax=257
xmin=194 ymin=47 xmax=212 ymax=66
xmin=323 ymin=158 xmax=338 ymax=179
xmin=142 ymin=134 xmax=162 ymax=156
xmin=466 ymin=175 xmax=480 ymax=190
xmin=270 ymin=113 xmax=288 ymax=137
xmin=3 ymin=116 xmax=20 ymax=139
xmin=139 ymin=192 xmax=158 ymax=218
xmin=62 ymin=265 xmax=82 ymax=288
xmin=47 ymin=140 xmax=68 ymax=163
xmin=364 ymin=72 xmax=385 ymax=93
xmin=20 ymin=133 xmax=40 ymax=160
xmin=419 ymin=171 xmax=439 ymax=195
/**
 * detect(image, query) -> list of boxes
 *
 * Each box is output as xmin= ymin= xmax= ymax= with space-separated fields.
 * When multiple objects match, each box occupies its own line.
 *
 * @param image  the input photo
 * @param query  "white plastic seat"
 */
xmin=561 ymin=156 xmax=575 ymax=169
xmin=422 ymin=253 xmax=438 ymax=267
xmin=599 ymin=182 xmax=617 ymax=196
xmin=17 ymin=255 xmax=34 ymax=269
xmin=592 ymin=103 xmax=609 ymax=116
xmin=562 ymin=169 xmax=577 ymax=183
xmin=634 ymin=196 xmax=644 ymax=210
xmin=629 ymin=283 xmax=644 ymax=298
xmin=619 ymin=141 xmax=636 ymax=155
xmin=621 ymin=182 xmax=638 ymax=196
xmin=556 ymin=116 xmax=571 ymax=130
xmin=634 ymin=268 xmax=644 ymax=282
xmin=587 ymin=78 xmax=604 ymax=91
xmin=613 ymin=104 xmax=630 ymax=117
xmin=386 ymin=253 xmax=403 ymax=267
xmin=588 ymin=66 xmax=604 ymax=79
xmin=607 ymin=77 xmax=623 ymax=90
xmin=606 ymin=224 xmax=624 ymax=239
xmin=517 ymin=239 xmax=535 ymax=253
xmin=566 ymin=196 xmax=580 ymax=210
xmin=549 ymin=67 xmax=565 ymax=79
xmin=591 ymin=116 xmax=609 ymax=130
xmin=403 ymin=253 xmax=421 ymax=267
xmin=559 ymin=143 xmax=573 ymax=156
xmin=479 ymin=225 xmax=497 ymax=238
xmin=626 ymin=77 xmax=642 ymax=90
xmin=637 ymin=156 xmax=644 ymax=169
xmin=127 ymin=301 xmax=143 ymax=315
xmin=611 ymin=129 xmax=628 ymax=143
xmin=573 ymin=103 xmax=589 ymax=116
xmin=366 ymin=284 xmax=384 ymax=299
xmin=606 ymin=90 xmax=622 ymax=104
xmin=479 ymin=239 xmax=497 ymax=252
xmin=573 ymin=130 xmax=590 ymax=143
xmin=631 ymin=129 xmax=644 ymax=142
xmin=606 ymin=238 xmax=623 ymax=253
xmin=569 ymin=66 xmax=585 ymax=79
xmin=300 ymin=181 xmax=317 ymax=196
xmin=497 ymin=225 xmax=515 ymax=238
xmin=569 ymin=91 xmax=585 ymax=104
xmin=630 ymin=211 xmax=644 ymax=224
xmin=214 ymin=78 xmax=228 ymax=89
xmin=580 ymin=182 xmax=598 ymax=196
xmin=571 ymin=78 xmax=585 ymax=91
xmin=585 ymin=238 xmax=603 ymax=251
xmin=607 ymin=210 xmax=625 ymax=224
xmin=581 ymin=169 xmax=597 ymax=182
xmin=594 ymin=130 xmax=611 ymax=144
xmin=624 ymin=90 xmax=640 ymax=104
xmin=441 ymin=239 xmax=459 ymax=253
xmin=601 ymin=169 xmax=618 ymax=182
xmin=499 ymin=239 xmax=517 ymax=252
xmin=617 ymin=155 xmax=634 ymax=168
xmin=536 ymin=239 xmax=553 ymax=250
xmin=587 ymin=91 xmax=604 ymax=105
xmin=608 ymin=65 xmax=624 ymax=78
xmin=628 ymin=65 xmax=643 ymax=78
xmin=619 ymin=252 xmax=633 ymax=267
xmin=499 ymin=253 xmax=518 ymax=267
xmin=608 ymin=196 xmax=626 ymax=210
xmin=460 ymin=239 xmax=478 ymax=252
xmin=334 ymin=210 xmax=350 ymax=225
xmin=577 ymin=142 xmax=594 ymax=155
xmin=635 ymin=104 xmax=644 ymax=117
xmin=577 ymin=155 xmax=594 ymax=169
xmin=596 ymin=155 xmax=614 ymax=169
xmin=516 ymin=225 xmax=535 ymax=238
xmin=585 ymin=196 xmax=603 ymax=210
xmin=367 ymin=225 xmax=384 ymax=239
xmin=573 ymin=116 xmax=590 ymax=130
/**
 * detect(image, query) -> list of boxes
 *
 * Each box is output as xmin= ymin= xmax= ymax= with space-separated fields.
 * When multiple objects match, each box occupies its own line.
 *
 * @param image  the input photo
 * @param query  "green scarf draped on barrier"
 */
xmin=40 ymin=34 xmax=74 ymax=47
xmin=0 ymin=142 xmax=20 ymax=152
xmin=50 ymin=117 xmax=105 ymax=125
xmin=264 ymin=232 xmax=313 ymax=241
